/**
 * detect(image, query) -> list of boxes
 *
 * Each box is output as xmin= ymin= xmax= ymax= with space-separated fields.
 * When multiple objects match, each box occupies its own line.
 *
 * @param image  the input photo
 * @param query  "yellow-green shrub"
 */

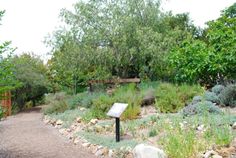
xmin=155 ymin=83 xmax=204 ymax=113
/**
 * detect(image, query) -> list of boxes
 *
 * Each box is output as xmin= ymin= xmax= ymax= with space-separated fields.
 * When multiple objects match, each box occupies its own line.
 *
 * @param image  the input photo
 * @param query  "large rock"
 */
xmin=141 ymin=90 xmax=155 ymax=106
xmin=133 ymin=144 xmax=167 ymax=158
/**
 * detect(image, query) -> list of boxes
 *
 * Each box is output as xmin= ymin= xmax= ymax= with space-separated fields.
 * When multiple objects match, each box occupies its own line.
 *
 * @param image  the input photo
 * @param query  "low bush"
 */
xmin=148 ymin=128 xmax=158 ymax=137
xmin=204 ymin=126 xmax=233 ymax=147
xmin=192 ymin=96 xmax=203 ymax=104
xmin=204 ymin=91 xmax=220 ymax=104
xmin=212 ymin=85 xmax=225 ymax=95
xmin=43 ymin=100 xmax=68 ymax=115
xmin=155 ymin=83 xmax=204 ymax=113
xmin=182 ymin=101 xmax=222 ymax=117
xmin=43 ymin=92 xmax=69 ymax=114
xmin=85 ymin=84 xmax=142 ymax=120
xmin=67 ymin=92 xmax=103 ymax=109
xmin=219 ymin=84 xmax=236 ymax=107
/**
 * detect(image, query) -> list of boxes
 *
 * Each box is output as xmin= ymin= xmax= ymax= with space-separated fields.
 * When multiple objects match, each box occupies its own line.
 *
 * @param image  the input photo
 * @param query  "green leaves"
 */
xmin=47 ymin=0 xmax=195 ymax=92
xmin=170 ymin=3 xmax=236 ymax=85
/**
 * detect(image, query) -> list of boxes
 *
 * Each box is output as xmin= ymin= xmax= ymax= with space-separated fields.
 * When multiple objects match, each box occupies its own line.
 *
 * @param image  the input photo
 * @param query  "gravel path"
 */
xmin=0 ymin=107 xmax=95 ymax=158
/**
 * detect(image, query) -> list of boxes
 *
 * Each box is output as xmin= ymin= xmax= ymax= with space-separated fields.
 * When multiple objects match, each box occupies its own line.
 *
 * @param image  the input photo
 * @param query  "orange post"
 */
xmin=1 ymin=91 xmax=11 ymax=116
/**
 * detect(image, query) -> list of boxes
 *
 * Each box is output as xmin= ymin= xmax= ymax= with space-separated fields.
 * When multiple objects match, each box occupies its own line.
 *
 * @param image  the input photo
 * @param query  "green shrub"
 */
xmin=192 ymin=96 xmax=203 ymax=104
xmin=182 ymin=101 xmax=222 ymax=116
xmin=212 ymin=85 xmax=225 ymax=95
xmin=155 ymin=83 xmax=203 ymax=113
xmin=204 ymin=91 xmax=220 ymax=104
xmin=43 ymin=100 xmax=68 ymax=115
xmin=85 ymin=84 xmax=142 ymax=120
xmin=219 ymin=84 xmax=236 ymax=107
xmin=148 ymin=128 xmax=158 ymax=137
xmin=204 ymin=125 xmax=233 ymax=147
xmin=161 ymin=128 xmax=203 ymax=158
xmin=68 ymin=92 xmax=102 ymax=109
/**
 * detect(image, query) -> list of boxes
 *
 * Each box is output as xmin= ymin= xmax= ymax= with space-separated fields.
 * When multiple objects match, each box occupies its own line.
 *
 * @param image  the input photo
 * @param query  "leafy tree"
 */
xmin=0 ymin=11 xmax=20 ymax=98
xmin=170 ymin=3 xmax=236 ymax=85
xmin=46 ymin=0 xmax=195 ymax=93
xmin=11 ymin=54 xmax=49 ymax=109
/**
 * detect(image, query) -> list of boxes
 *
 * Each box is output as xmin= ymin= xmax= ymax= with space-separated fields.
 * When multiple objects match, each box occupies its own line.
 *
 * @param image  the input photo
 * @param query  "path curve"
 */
xmin=0 ymin=107 xmax=95 ymax=158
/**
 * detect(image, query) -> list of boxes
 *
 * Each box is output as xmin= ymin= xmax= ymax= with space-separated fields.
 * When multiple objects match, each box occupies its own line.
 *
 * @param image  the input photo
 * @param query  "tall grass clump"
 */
xmin=160 ymin=127 xmax=205 ymax=158
xmin=155 ymin=83 xmax=204 ymax=113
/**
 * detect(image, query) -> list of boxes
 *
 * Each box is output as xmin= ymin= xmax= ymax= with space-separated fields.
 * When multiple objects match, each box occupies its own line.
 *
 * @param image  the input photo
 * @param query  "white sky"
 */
xmin=0 ymin=0 xmax=235 ymax=61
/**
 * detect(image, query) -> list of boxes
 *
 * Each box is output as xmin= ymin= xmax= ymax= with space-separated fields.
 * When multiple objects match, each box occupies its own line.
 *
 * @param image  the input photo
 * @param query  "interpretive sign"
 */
xmin=107 ymin=103 xmax=128 ymax=142
xmin=107 ymin=103 xmax=128 ymax=118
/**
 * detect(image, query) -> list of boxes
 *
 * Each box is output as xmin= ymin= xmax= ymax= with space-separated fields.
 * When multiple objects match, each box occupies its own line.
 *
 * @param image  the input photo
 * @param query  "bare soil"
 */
xmin=0 ymin=107 xmax=95 ymax=158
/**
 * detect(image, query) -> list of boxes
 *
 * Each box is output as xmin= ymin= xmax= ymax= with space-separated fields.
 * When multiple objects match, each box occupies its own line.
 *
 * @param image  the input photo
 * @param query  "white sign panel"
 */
xmin=107 ymin=103 xmax=128 ymax=118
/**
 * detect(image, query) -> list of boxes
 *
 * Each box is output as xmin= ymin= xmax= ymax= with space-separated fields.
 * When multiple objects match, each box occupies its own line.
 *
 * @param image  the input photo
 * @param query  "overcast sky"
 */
xmin=0 ymin=0 xmax=235 ymax=60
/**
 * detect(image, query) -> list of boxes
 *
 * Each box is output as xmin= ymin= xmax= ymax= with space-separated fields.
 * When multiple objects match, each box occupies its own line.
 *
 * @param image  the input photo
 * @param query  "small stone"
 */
xmin=108 ymin=149 xmax=113 ymax=157
xmin=232 ymin=122 xmax=236 ymax=129
xmin=50 ymin=118 xmax=57 ymax=125
xmin=90 ymin=119 xmax=98 ymax=125
xmin=197 ymin=124 xmax=205 ymax=131
xmin=126 ymin=152 xmax=133 ymax=158
xmin=56 ymin=119 xmax=63 ymax=125
xmin=73 ymin=138 xmax=79 ymax=145
xmin=212 ymin=155 xmax=222 ymax=158
xmin=95 ymin=149 xmax=104 ymax=157
xmin=91 ymin=145 xmax=98 ymax=154
xmin=66 ymin=128 xmax=72 ymax=132
xmin=80 ymin=107 xmax=86 ymax=111
xmin=179 ymin=122 xmax=184 ymax=129
xmin=95 ymin=125 xmax=103 ymax=133
xmin=43 ymin=119 xmax=50 ymax=124
xmin=204 ymin=150 xmax=218 ymax=158
xmin=82 ymin=142 xmax=91 ymax=147
xmin=76 ymin=117 xmax=82 ymax=123
xmin=102 ymin=147 xmax=109 ymax=156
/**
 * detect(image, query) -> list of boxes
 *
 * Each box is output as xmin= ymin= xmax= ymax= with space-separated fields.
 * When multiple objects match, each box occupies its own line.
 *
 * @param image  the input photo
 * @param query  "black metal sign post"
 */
xmin=107 ymin=103 xmax=128 ymax=143
xmin=116 ymin=117 xmax=120 ymax=142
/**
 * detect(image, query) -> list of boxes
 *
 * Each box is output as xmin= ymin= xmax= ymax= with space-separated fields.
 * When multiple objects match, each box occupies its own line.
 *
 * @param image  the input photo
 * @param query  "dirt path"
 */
xmin=0 ymin=107 xmax=95 ymax=158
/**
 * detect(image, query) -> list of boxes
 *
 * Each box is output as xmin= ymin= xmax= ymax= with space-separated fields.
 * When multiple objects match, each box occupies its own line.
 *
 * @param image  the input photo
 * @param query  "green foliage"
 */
xmin=219 ymin=84 xmax=236 ymax=107
xmin=11 ymin=54 xmax=49 ymax=110
xmin=182 ymin=101 xmax=222 ymax=117
xmin=204 ymin=91 xmax=220 ymax=104
xmin=212 ymin=85 xmax=225 ymax=95
xmin=148 ymin=128 xmax=158 ymax=137
xmin=161 ymin=129 xmax=200 ymax=158
xmin=46 ymin=0 xmax=196 ymax=92
xmin=204 ymin=126 xmax=233 ymax=147
xmin=155 ymin=83 xmax=203 ymax=113
xmin=0 ymin=11 xmax=20 ymax=97
xmin=43 ymin=92 xmax=69 ymax=114
xmin=170 ymin=3 xmax=236 ymax=85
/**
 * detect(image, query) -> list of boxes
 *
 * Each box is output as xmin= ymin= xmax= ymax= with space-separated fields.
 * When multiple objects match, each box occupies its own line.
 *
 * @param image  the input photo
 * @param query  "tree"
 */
xmin=170 ymin=3 xmax=236 ymax=85
xmin=11 ymin=54 xmax=49 ymax=109
xmin=0 ymin=11 xmax=20 ymax=98
xmin=46 ymin=0 xmax=195 ymax=93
